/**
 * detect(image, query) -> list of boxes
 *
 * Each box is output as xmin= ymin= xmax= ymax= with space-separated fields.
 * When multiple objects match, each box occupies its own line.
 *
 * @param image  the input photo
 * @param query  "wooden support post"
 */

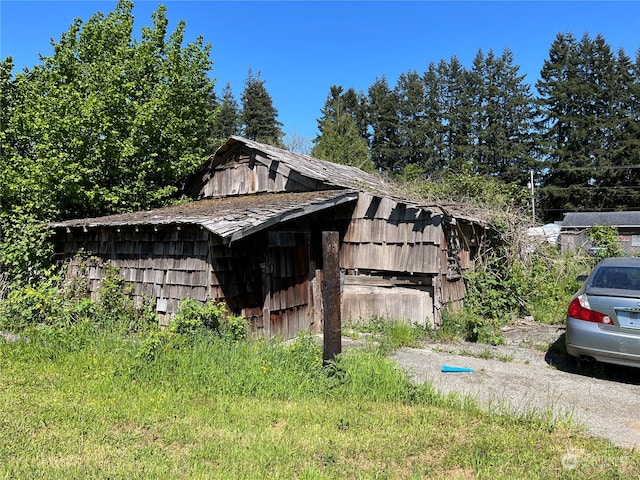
xmin=322 ymin=231 xmax=341 ymax=363
xmin=261 ymin=262 xmax=272 ymax=338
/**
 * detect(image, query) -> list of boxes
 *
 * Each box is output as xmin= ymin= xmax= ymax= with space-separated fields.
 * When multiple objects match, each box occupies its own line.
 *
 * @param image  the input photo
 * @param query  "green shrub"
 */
xmin=587 ymin=225 xmax=623 ymax=260
xmin=93 ymin=263 xmax=157 ymax=334
xmin=0 ymin=259 xmax=156 ymax=335
xmin=0 ymin=271 xmax=101 ymax=333
xmin=0 ymin=212 xmax=54 ymax=287
xmin=520 ymin=249 xmax=591 ymax=324
xmin=452 ymin=261 xmax=517 ymax=344
xmin=441 ymin=244 xmax=591 ymax=343
xmin=170 ymin=298 xmax=248 ymax=340
xmin=439 ymin=305 xmax=506 ymax=345
xmin=0 ymin=278 xmax=66 ymax=331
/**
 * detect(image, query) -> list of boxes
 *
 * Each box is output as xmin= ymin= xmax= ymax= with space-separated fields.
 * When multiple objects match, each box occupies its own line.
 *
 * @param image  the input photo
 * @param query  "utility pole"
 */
xmin=529 ymin=170 xmax=535 ymax=223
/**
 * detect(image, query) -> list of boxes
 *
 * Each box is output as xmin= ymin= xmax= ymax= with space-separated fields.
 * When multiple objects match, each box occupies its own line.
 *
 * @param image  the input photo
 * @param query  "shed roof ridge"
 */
xmin=217 ymin=136 xmax=402 ymax=195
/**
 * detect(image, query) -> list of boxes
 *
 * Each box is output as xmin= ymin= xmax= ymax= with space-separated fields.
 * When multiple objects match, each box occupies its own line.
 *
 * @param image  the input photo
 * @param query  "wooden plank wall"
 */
xmin=209 ymin=236 xmax=264 ymax=325
xmin=56 ymin=224 xmax=320 ymax=338
xmin=341 ymin=192 xmax=442 ymax=274
xmin=265 ymin=231 xmax=314 ymax=338
xmin=339 ymin=193 xmax=485 ymax=327
xmin=195 ymin=154 xmax=317 ymax=199
xmin=342 ymin=275 xmax=435 ymax=327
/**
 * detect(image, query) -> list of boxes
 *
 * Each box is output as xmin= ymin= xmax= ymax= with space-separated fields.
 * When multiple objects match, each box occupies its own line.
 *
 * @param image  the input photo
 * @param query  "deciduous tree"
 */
xmin=1 ymin=0 xmax=216 ymax=219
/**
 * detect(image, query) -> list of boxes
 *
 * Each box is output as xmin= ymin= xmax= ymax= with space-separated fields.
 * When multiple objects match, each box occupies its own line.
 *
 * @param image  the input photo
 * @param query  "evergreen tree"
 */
xmin=609 ymin=49 xmax=640 ymax=200
xmin=437 ymin=57 xmax=475 ymax=173
xmin=338 ymin=86 xmax=369 ymax=141
xmin=367 ymin=76 xmax=401 ymax=172
xmin=421 ymin=63 xmax=448 ymax=174
xmin=312 ymin=86 xmax=372 ymax=171
xmin=315 ymin=86 xmax=345 ymax=137
xmin=537 ymin=33 xmax=640 ymax=218
xmin=468 ymin=48 xmax=537 ymax=183
xmin=536 ymin=33 xmax=587 ymax=217
xmin=240 ymin=69 xmax=283 ymax=146
xmin=394 ymin=71 xmax=429 ymax=172
xmin=210 ymin=82 xmax=240 ymax=147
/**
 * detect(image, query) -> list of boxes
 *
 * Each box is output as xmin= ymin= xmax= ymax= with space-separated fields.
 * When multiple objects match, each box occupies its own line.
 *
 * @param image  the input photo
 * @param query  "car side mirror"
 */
xmin=576 ymin=274 xmax=588 ymax=282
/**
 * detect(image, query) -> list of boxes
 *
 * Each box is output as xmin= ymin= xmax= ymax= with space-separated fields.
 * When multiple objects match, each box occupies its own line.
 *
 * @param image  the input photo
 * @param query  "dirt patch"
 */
xmin=391 ymin=320 xmax=640 ymax=449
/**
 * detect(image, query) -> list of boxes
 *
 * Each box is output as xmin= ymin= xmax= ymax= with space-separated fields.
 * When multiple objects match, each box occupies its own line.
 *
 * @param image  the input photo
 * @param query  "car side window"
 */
xmin=591 ymin=269 xmax=608 ymax=288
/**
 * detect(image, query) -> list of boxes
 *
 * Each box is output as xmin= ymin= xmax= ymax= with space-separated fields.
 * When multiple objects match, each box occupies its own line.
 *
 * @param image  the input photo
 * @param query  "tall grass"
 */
xmin=1 ymin=321 xmax=638 ymax=479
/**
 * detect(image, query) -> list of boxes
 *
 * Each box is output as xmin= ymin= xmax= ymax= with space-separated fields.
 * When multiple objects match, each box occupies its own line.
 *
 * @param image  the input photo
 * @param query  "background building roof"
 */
xmin=561 ymin=211 xmax=640 ymax=228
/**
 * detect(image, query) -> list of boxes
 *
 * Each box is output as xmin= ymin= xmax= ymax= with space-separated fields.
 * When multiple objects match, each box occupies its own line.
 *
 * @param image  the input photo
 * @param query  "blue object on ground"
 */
xmin=441 ymin=365 xmax=474 ymax=373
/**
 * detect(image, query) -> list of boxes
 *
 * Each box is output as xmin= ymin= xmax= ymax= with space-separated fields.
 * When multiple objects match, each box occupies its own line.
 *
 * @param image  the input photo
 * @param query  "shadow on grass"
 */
xmin=545 ymin=332 xmax=640 ymax=385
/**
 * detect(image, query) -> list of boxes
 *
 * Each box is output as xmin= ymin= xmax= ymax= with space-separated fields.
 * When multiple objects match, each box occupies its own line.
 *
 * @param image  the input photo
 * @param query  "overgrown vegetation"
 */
xmin=343 ymin=315 xmax=428 ymax=354
xmin=0 ymin=211 xmax=637 ymax=477
xmin=586 ymin=225 xmax=624 ymax=260
xmin=445 ymin=245 xmax=594 ymax=344
xmin=397 ymin=174 xmax=614 ymax=345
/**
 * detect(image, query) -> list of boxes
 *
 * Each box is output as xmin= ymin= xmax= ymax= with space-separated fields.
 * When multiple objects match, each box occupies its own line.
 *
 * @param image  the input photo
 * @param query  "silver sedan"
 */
xmin=565 ymin=256 xmax=640 ymax=368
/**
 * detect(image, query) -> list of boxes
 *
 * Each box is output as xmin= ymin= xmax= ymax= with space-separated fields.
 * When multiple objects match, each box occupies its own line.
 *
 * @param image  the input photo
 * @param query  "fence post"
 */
xmin=322 ymin=231 xmax=341 ymax=363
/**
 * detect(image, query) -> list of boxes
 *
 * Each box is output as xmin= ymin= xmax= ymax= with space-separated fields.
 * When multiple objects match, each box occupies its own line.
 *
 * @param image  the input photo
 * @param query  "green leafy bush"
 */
xmin=587 ymin=225 xmax=623 ymax=260
xmin=170 ymin=298 xmax=248 ymax=340
xmin=0 ymin=212 xmax=54 ymax=287
xmin=0 ymin=278 xmax=67 ymax=331
xmin=450 ymin=260 xmax=519 ymax=344
xmin=0 ymin=259 xmax=156 ymax=335
xmin=440 ymin=243 xmax=591 ymax=343
xmin=94 ymin=264 xmax=156 ymax=334
xmin=519 ymin=249 xmax=591 ymax=324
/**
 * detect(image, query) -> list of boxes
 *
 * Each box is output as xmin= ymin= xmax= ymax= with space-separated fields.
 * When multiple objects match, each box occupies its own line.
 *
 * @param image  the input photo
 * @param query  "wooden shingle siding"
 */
xmin=343 ymin=218 xmax=439 ymax=244
xmin=341 ymin=193 xmax=443 ymax=275
xmin=195 ymin=154 xmax=321 ymax=199
xmin=341 ymin=242 xmax=442 ymax=274
xmin=59 ymin=225 xmax=215 ymax=326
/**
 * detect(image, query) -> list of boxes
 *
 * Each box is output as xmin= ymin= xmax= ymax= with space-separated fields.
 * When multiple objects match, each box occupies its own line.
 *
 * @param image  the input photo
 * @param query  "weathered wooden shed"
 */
xmin=51 ymin=136 xmax=487 ymax=337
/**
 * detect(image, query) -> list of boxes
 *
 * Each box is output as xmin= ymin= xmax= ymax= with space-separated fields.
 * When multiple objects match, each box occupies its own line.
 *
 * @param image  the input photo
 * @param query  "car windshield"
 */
xmin=590 ymin=266 xmax=640 ymax=290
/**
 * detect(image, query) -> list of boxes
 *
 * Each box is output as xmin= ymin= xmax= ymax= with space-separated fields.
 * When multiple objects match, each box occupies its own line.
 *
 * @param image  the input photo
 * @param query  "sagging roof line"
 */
xmin=51 ymin=190 xmax=359 ymax=243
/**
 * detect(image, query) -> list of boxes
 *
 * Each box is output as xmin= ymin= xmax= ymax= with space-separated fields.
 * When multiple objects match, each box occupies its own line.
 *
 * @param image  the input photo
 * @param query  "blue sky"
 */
xmin=2 ymin=1 xmax=639 ymax=145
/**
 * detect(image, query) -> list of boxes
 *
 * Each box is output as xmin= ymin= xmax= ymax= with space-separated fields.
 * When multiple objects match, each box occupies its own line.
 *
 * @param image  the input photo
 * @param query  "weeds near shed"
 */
xmin=344 ymin=316 xmax=427 ymax=353
xmin=437 ymin=246 xmax=593 ymax=345
xmin=0 ymin=259 xmax=155 ymax=335
xmin=170 ymin=298 xmax=248 ymax=340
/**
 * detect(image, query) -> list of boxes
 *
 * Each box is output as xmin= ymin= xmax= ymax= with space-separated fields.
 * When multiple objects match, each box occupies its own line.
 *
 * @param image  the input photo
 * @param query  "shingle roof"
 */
xmin=188 ymin=135 xmax=404 ymax=198
xmin=51 ymin=190 xmax=358 ymax=244
xmin=195 ymin=136 xmax=486 ymax=225
xmin=51 ymin=137 xmax=487 ymax=240
xmin=561 ymin=211 xmax=640 ymax=228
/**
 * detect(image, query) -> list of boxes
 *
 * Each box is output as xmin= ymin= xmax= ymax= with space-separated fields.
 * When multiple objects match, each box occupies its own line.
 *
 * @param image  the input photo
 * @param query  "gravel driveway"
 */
xmin=390 ymin=320 xmax=640 ymax=449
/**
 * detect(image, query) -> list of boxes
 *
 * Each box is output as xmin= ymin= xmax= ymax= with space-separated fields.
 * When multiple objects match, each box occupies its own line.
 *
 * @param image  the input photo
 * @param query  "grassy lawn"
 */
xmin=0 ymin=324 xmax=637 ymax=479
